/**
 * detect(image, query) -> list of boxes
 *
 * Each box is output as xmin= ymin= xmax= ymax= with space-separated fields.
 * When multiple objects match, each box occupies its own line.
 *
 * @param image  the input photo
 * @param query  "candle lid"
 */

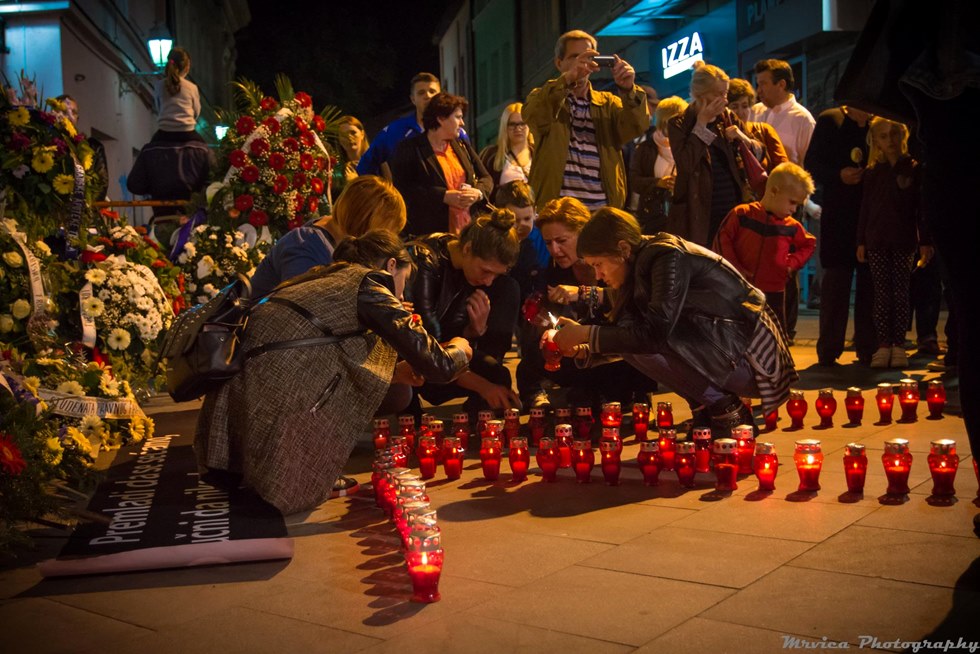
xmin=731 ymin=425 xmax=754 ymax=439
xmin=795 ymin=439 xmax=822 ymax=453
xmin=898 ymin=378 xmax=916 ymax=387
xmin=441 ymin=435 xmax=461 ymax=447
xmin=659 ymin=428 xmax=677 ymax=439
xmin=509 ymin=436 xmax=528 ymax=448
xmin=930 ymin=439 xmax=956 ymax=455
xmin=844 ymin=442 xmax=866 ymax=456
xmin=421 ymin=413 xmax=434 ymax=425
xmin=755 ymin=441 xmax=776 ymax=455
xmin=486 ymin=419 xmax=504 ymax=431
xmin=691 ymin=427 xmax=712 ymax=441
xmin=675 ymin=441 xmax=695 ymax=454
xmin=883 ymin=438 xmax=910 ymax=454
xmin=538 ymin=436 xmax=557 ymax=448
xmin=927 ymin=379 xmax=944 ymax=389
xmin=407 ymin=526 xmax=442 ymax=552
xmin=406 ymin=506 xmax=437 ymax=528
xmin=640 ymin=440 xmax=660 ymax=452
xmin=530 ymin=407 xmax=546 ymax=418
xmin=396 ymin=478 xmax=426 ymax=492
xmin=876 ymin=383 xmax=893 ymax=394
xmin=601 ymin=427 xmax=621 ymax=440
xmin=481 ymin=435 xmax=501 ymax=447
xmin=599 ymin=440 xmax=620 ymax=452
xmin=418 ymin=434 xmax=437 ymax=447
xmin=453 ymin=412 xmax=469 ymax=423
xmin=555 ymin=424 xmax=572 ymax=437
xmin=572 ymin=438 xmax=592 ymax=450
xmin=398 ymin=414 xmax=415 ymax=426
xmin=389 ymin=433 xmax=406 ymax=444
xmin=632 ymin=402 xmax=649 ymax=411
xmin=429 ymin=419 xmax=444 ymax=433
xmin=504 ymin=408 xmax=520 ymax=419
xmin=656 ymin=401 xmax=672 ymax=409
xmin=387 ymin=468 xmax=414 ymax=483
xmin=556 ymin=407 xmax=572 ymax=417
xmin=602 ymin=401 xmax=621 ymax=412
xmin=576 ymin=406 xmax=593 ymax=416
xmin=713 ymin=438 xmax=737 ymax=453
xmin=478 ymin=410 xmax=494 ymax=420
xmin=789 ymin=389 xmax=804 ymax=400
xmin=846 ymin=387 xmax=863 ymax=398
xmin=818 ymin=388 xmax=834 ymax=397
xmin=373 ymin=418 xmax=390 ymax=429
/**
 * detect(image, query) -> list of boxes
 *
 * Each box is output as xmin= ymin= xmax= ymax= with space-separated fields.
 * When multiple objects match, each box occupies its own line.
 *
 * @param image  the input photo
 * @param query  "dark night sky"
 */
xmin=235 ymin=0 xmax=446 ymax=132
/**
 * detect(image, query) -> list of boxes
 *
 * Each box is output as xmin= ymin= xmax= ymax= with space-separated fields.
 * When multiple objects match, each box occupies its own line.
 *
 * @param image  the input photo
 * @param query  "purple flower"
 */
xmin=9 ymin=132 xmax=31 ymax=151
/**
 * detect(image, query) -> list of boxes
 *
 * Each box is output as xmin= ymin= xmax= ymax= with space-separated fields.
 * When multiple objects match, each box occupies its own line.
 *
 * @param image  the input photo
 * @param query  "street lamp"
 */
xmin=147 ymin=22 xmax=173 ymax=69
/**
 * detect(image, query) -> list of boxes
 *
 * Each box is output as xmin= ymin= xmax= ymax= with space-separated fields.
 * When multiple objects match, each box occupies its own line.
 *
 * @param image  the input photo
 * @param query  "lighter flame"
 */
xmin=547 ymin=311 xmax=558 ymax=328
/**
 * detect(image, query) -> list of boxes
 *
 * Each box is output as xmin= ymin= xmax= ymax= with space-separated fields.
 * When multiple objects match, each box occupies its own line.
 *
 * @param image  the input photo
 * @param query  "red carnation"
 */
xmin=317 ymin=156 xmax=328 ymax=171
xmin=300 ymin=153 xmax=314 ymax=171
xmin=292 ymin=172 xmax=307 ymax=189
xmin=248 ymin=209 xmax=269 ymax=227
xmin=294 ymin=91 xmax=312 ymax=108
xmin=241 ymin=165 xmax=261 ymax=183
xmin=268 ymin=152 xmax=286 ymax=170
xmin=308 ymin=196 xmax=319 ymax=213
xmin=142 ymin=236 xmax=161 ymax=250
xmin=300 ymin=132 xmax=315 ymax=147
xmin=294 ymin=116 xmax=308 ymax=131
xmin=1 ymin=433 xmax=27 ymax=476
xmin=235 ymin=194 xmax=254 ymax=211
xmin=81 ymin=250 xmax=108 ymax=263
xmin=310 ymin=177 xmax=324 ymax=194
xmin=293 ymin=195 xmax=305 ymax=212
xmin=229 ymin=149 xmax=248 ymax=168
xmin=282 ymin=137 xmax=300 ymax=152
xmin=273 ymin=174 xmax=289 ymax=194
xmin=151 ymin=259 xmax=168 ymax=268
xmin=235 ymin=115 xmax=256 ymax=136
xmin=262 ymin=116 xmax=280 ymax=135
xmin=260 ymin=96 xmax=279 ymax=111
xmin=249 ymin=138 xmax=270 ymax=157
xmin=312 ymin=115 xmax=326 ymax=132
xmin=117 ymin=241 xmax=138 ymax=250
xmin=10 ymin=133 xmax=30 ymax=150
xmin=287 ymin=218 xmax=304 ymax=230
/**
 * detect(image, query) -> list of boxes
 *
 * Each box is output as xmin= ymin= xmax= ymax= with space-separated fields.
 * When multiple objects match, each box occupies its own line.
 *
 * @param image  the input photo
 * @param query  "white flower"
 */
xmin=208 ymin=234 xmax=218 ymax=241
xmin=85 ymin=268 xmax=107 ymax=284
xmin=205 ymin=182 xmax=224 ymax=203
xmin=81 ymin=296 xmax=105 ymax=317
xmin=80 ymin=414 xmax=103 ymax=437
xmin=0 ymin=314 xmax=14 ymax=332
xmin=12 ymin=164 xmax=29 ymax=179
xmin=99 ymin=375 xmax=121 ymax=397
xmin=135 ymin=296 xmax=153 ymax=311
xmin=196 ymin=295 xmax=209 ymax=305
xmin=3 ymin=251 xmax=23 ymax=267
xmin=230 ymin=246 xmax=246 ymax=260
xmin=34 ymin=240 xmax=51 ymax=257
xmin=187 ymin=282 xmax=198 ymax=292
xmin=202 ymin=283 xmax=216 ymax=297
xmin=11 ymin=299 xmax=31 ymax=320
xmin=196 ymin=256 xmax=215 ymax=280
xmin=106 ymin=328 xmax=132 ymax=350
xmin=56 ymin=380 xmax=86 ymax=396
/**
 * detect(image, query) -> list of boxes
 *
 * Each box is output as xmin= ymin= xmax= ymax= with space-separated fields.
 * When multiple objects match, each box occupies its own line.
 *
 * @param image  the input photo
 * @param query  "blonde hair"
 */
xmin=654 ymin=96 xmax=689 ymax=133
xmin=767 ymin=162 xmax=815 ymax=196
xmin=867 ymin=116 xmax=910 ymax=166
xmin=333 ymin=175 xmax=407 ymax=237
xmin=536 ymin=197 xmax=591 ymax=232
xmin=337 ymin=116 xmax=369 ymax=160
xmin=492 ymin=103 xmax=533 ymax=172
xmin=164 ymin=47 xmax=191 ymax=97
xmin=690 ymin=60 xmax=729 ymax=101
xmin=555 ymin=30 xmax=596 ymax=60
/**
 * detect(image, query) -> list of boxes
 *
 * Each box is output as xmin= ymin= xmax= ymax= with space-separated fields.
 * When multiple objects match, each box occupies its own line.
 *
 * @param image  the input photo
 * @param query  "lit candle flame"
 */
xmin=547 ymin=312 xmax=558 ymax=328
xmin=806 ymin=454 xmax=815 ymax=465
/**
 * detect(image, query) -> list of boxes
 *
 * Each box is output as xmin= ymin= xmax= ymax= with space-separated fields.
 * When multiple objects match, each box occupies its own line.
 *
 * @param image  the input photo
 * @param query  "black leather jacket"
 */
xmin=590 ymin=233 xmax=765 ymax=385
xmin=406 ymin=234 xmax=470 ymax=343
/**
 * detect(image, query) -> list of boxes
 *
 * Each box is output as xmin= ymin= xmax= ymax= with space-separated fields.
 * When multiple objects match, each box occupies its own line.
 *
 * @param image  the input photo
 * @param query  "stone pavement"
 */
xmin=2 ymin=312 xmax=978 ymax=654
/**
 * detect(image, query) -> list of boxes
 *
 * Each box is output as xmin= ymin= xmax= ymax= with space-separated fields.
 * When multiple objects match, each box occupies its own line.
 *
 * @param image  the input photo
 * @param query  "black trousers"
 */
xmin=909 ymin=256 xmax=942 ymax=344
xmin=817 ymin=263 xmax=875 ymax=364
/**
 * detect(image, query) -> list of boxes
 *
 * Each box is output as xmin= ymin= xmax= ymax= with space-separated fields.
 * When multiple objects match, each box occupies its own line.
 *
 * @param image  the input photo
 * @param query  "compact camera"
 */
xmin=591 ymin=55 xmax=616 ymax=67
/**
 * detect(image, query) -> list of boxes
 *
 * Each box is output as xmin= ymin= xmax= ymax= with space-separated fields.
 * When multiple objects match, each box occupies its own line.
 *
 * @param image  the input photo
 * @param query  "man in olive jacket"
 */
xmin=523 ymin=30 xmax=649 ymax=210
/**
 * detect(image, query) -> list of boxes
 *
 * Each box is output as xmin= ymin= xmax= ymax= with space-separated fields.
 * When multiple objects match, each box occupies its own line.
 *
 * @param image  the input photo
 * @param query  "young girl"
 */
xmin=154 ymin=47 xmax=201 ymax=140
xmin=857 ymin=117 xmax=933 ymax=368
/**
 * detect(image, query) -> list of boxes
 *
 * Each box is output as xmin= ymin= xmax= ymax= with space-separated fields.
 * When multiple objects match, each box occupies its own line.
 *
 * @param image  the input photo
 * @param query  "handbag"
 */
xmin=723 ymin=113 xmax=769 ymax=200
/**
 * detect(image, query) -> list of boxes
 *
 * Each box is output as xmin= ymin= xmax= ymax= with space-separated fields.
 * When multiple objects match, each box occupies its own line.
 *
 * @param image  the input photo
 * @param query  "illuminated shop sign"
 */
xmin=661 ymin=31 xmax=703 ymax=79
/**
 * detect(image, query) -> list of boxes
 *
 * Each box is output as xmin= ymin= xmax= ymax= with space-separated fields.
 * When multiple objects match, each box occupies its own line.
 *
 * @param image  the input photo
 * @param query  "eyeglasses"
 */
xmin=507 ymin=122 xmax=527 ymax=129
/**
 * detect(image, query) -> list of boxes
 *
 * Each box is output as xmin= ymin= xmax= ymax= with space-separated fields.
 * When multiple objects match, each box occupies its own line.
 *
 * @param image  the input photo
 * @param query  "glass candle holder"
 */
xmin=926 ymin=380 xmax=946 ymax=419
xmin=658 ymin=428 xmax=677 ymax=472
xmin=786 ymin=390 xmax=807 ymax=429
xmin=712 ymin=438 xmax=739 ymax=492
xmin=541 ymin=328 xmax=563 ymax=372
xmin=898 ymin=379 xmax=919 ymax=422
xmin=504 ymin=408 xmax=520 ymax=446
xmin=441 ymin=435 xmax=464 ymax=480
xmin=845 ymin=387 xmax=865 ymax=425
xmin=882 ymin=438 xmax=913 ymax=495
xmin=572 ymin=437 xmax=595 ymax=483
xmin=371 ymin=456 xmax=393 ymax=507
xmin=575 ymin=406 xmax=594 ymax=440
xmin=815 ymin=388 xmax=837 ymax=428
xmin=600 ymin=401 xmax=622 ymax=429
xmin=927 ymin=439 xmax=958 ymax=497
xmin=732 ymin=425 xmax=755 ymax=475
xmin=419 ymin=412 xmax=433 ymax=439
xmin=637 ymin=440 xmax=662 ymax=486
xmin=406 ymin=527 xmax=443 ymax=603
xmin=843 ymin=443 xmax=868 ymax=494
xmin=692 ymin=427 xmax=713 ymax=473
xmin=384 ymin=468 xmax=413 ymax=516
xmin=794 ymin=439 xmax=824 ymax=492
xmin=536 ymin=436 xmax=560 ymax=482
xmin=390 ymin=435 xmax=408 ymax=462
xmin=388 ymin=442 xmax=408 ymax=469
xmin=397 ymin=414 xmax=416 ymax=452
xmin=429 ymin=419 xmax=446 ymax=462
xmin=509 ymin=436 xmax=530 ymax=482
xmin=600 ymin=426 xmax=623 ymax=455
xmin=483 ymin=419 xmax=504 ymax=443
xmin=403 ymin=504 xmax=436 ymax=545
xmin=555 ymin=407 xmax=572 ymax=423
xmin=753 ymin=442 xmax=778 ymax=491
xmin=599 ymin=439 xmax=622 ymax=485
xmin=674 ymin=441 xmax=696 ymax=488
xmin=476 ymin=410 xmax=494 ymax=443
xmin=528 ymin=408 xmax=546 ymax=445
xmin=555 ymin=424 xmax=573 ymax=468
xmin=764 ymin=407 xmax=778 ymax=432
xmin=373 ymin=418 xmax=390 ymax=451
xmin=876 ymin=383 xmax=894 ymax=424
xmin=416 ymin=435 xmax=439 ymax=480
xmin=452 ymin=412 xmax=470 ymax=451
xmin=632 ymin=402 xmax=650 ymax=441
xmin=656 ymin=401 xmax=674 ymax=429
xmin=479 ymin=434 xmax=503 ymax=481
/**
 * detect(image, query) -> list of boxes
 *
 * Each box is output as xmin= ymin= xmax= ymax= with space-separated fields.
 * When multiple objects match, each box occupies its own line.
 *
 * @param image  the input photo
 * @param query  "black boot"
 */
xmin=708 ymin=396 xmax=757 ymax=438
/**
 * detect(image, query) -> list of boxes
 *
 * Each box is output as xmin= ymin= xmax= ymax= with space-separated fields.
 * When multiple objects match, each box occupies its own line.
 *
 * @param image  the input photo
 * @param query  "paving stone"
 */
xmin=633 ymin=617 xmax=816 ymax=654
xmin=855 ymin=494 xmax=980 ymax=539
xmin=0 ymin=597 xmax=153 ymax=654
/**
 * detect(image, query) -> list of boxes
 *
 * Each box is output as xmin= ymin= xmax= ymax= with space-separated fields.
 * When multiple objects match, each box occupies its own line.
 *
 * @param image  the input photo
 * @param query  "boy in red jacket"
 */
xmin=714 ymin=162 xmax=816 ymax=330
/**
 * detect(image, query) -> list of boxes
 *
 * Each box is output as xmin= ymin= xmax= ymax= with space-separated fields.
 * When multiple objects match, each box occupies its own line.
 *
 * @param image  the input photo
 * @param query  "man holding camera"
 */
xmin=523 ymin=30 xmax=650 ymax=210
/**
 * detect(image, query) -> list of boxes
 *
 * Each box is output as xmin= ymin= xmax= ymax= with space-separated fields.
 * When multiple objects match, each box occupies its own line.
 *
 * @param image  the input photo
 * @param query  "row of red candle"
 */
xmin=780 ymin=380 xmax=946 ymax=430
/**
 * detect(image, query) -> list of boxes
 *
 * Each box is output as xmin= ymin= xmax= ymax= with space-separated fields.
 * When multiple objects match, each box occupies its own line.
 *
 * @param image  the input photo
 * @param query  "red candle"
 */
xmin=600 ymin=401 xmax=622 ymax=429
xmin=632 ymin=402 xmax=650 ymax=441
xmin=529 ymin=408 xmax=546 ymax=445
xmin=876 ymin=383 xmax=894 ymax=424
xmin=793 ymin=439 xmax=823 ymax=492
xmin=479 ymin=434 xmax=502 ymax=481
xmin=786 ymin=390 xmax=807 ymax=429
xmin=732 ymin=424 xmax=755 ymax=475
xmin=692 ymin=427 xmax=712 ymax=473
xmin=384 ymin=468 xmax=413 ymax=517
xmin=764 ymin=407 xmax=778 ymax=431
xmin=674 ymin=441 xmax=696 ymax=488
xmin=712 ymin=438 xmax=738 ymax=492
xmin=926 ymin=380 xmax=946 ymax=419
xmin=815 ymin=389 xmax=837 ymax=428
xmin=373 ymin=418 xmax=390 ymax=451
xmin=476 ymin=410 xmax=494 ymax=444
xmin=389 ymin=435 xmax=408 ymax=463
xmin=406 ymin=527 xmax=443 ymax=603
xmin=555 ymin=424 xmax=573 ymax=468
xmin=927 ymin=439 xmax=959 ymax=497
xmin=882 ymin=438 xmax=913 ymax=495
xmin=509 ymin=436 xmax=530 ymax=482
xmin=371 ymin=457 xmax=391 ymax=507
xmin=898 ymin=379 xmax=919 ymax=423
xmin=843 ymin=443 xmax=868 ymax=494
xmin=753 ymin=442 xmax=778 ymax=491
xmin=637 ymin=440 xmax=662 ymax=486
xmin=535 ymin=436 xmax=560 ymax=482
xmin=402 ymin=503 xmax=435 ymax=546
xmin=442 ymin=436 xmax=464 ymax=480
xmin=574 ymin=406 xmax=594 ymax=440
xmin=416 ymin=435 xmax=438 ymax=480
xmin=504 ymin=408 xmax=520 ymax=446
xmin=397 ymin=414 xmax=416 ymax=452
xmin=572 ymin=438 xmax=595 ymax=483
xmin=600 ymin=426 xmax=623 ymax=455
xmin=429 ymin=419 xmax=446 ymax=462
xmin=658 ymin=428 xmax=677 ymax=472
xmin=541 ymin=328 xmax=563 ymax=372
xmin=656 ymin=401 xmax=673 ymax=429
xmin=452 ymin=412 xmax=470 ymax=451
xmin=845 ymin=387 xmax=865 ymax=425
xmin=388 ymin=443 xmax=407 ymax=470
xmin=600 ymin=439 xmax=622 ymax=485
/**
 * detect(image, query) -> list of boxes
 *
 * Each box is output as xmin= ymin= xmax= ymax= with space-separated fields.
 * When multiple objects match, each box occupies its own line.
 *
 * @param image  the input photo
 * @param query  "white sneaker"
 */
xmin=890 ymin=346 xmax=908 ymax=368
xmin=870 ymin=347 xmax=891 ymax=368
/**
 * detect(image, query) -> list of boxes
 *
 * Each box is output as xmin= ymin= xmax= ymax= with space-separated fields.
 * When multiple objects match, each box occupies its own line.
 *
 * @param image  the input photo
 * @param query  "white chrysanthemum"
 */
xmin=135 ymin=296 xmax=154 ymax=311
xmin=106 ymin=328 xmax=131 ymax=350
xmin=85 ymin=268 xmax=107 ymax=284
xmin=81 ymin=296 xmax=105 ymax=317
xmin=56 ymin=380 xmax=86 ymax=396
xmin=202 ymin=283 xmax=216 ymax=296
xmin=184 ymin=242 xmax=197 ymax=258
xmin=3 ymin=251 xmax=24 ymax=267
xmin=11 ymin=299 xmax=31 ymax=319
xmin=0 ymin=314 xmax=13 ymax=333
xmin=196 ymin=256 xmax=215 ymax=280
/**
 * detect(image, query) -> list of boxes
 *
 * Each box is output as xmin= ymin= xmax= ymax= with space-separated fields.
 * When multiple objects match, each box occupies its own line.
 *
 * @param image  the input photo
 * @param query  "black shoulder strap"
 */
xmin=243 ymin=295 xmax=367 ymax=361
xmin=262 ymin=296 xmax=334 ymax=336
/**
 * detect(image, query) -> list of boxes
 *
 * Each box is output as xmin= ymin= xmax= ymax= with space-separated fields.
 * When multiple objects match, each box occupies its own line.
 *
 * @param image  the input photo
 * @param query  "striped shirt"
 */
xmin=560 ymin=93 xmax=607 ymax=208
xmin=745 ymin=305 xmax=798 ymax=411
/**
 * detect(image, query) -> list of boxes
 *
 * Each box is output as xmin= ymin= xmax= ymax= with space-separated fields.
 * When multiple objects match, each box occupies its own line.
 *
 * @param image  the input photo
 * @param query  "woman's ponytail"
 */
xmin=164 ymin=47 xmax=190 ymax=97
xmin=458 ymin=207 xmax=520 ymax=268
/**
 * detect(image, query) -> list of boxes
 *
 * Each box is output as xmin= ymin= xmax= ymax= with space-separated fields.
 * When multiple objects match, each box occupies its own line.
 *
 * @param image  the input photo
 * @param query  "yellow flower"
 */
xmin=0 ymin=314 xmax=14 ymax=333
xmin=56 ymin=380 xmax=86 ymax=397
xmin=78 ymin=142 xmax=94 ymax=171
xmin=46 ymin=437 xmax=64 ymax=466
xmin=31 ymin=150 xmax=55 ymax=173
xmin=46 ymin=97 xmax=66 ymax=112
xmin=11 ymin=299 xmax=31 ymax=320
xmin=3 ymin=251 xmax=23 ymax=267
xmin=58 ymin=116 xmax=77 ymax=138
xmin=22 ymin=376 xmax=41 ymax=396
xmin=66 ymin=426 xmax=94 ymax=458
xmin=7 ymin=107 xmax=30 ymax=127
xmin=53 ymin=174 xmax=74 ymax=195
